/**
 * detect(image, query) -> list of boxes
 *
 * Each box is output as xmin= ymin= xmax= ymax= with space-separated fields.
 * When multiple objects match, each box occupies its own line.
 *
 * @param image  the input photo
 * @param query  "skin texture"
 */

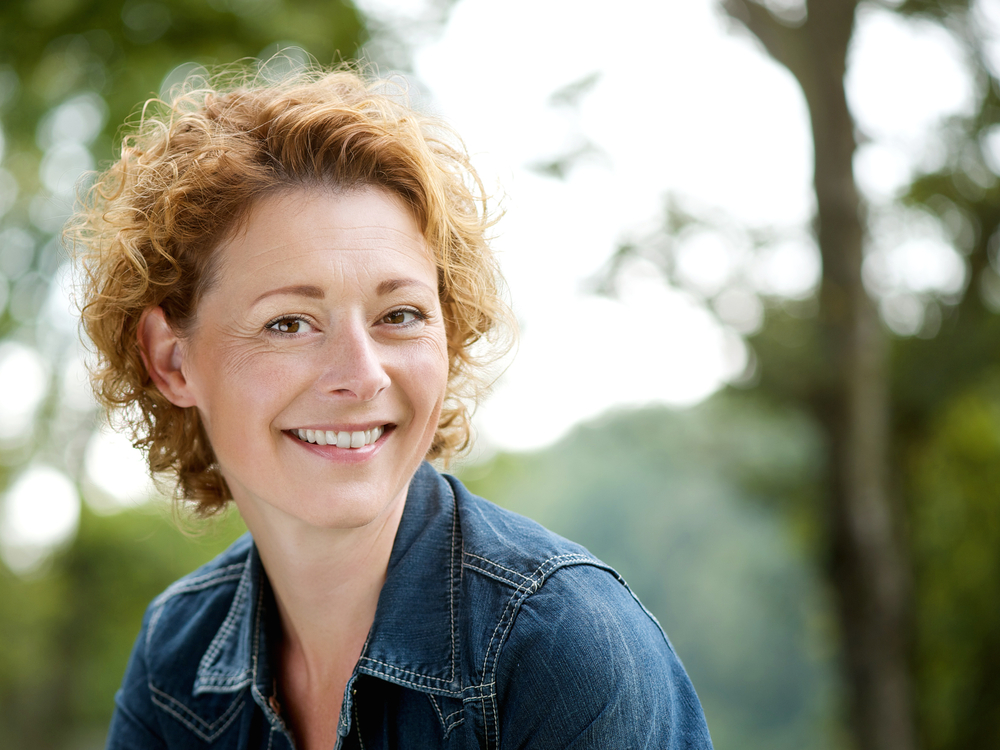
xmin=139 ymin=186 xmax=451 ymax=749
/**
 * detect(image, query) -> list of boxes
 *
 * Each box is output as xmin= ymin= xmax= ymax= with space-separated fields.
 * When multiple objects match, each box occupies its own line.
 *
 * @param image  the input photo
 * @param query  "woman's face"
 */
xmin=172 ymin=186 xmax=449 ymax=529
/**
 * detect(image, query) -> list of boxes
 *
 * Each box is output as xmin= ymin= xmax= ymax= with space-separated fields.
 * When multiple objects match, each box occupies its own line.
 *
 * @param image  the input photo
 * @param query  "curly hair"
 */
xmin=70 ymin=65 xmax=513 ymax=515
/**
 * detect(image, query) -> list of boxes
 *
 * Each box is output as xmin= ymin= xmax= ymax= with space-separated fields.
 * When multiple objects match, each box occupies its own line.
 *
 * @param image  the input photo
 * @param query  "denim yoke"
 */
xmin=107 ymin=463 xmax=714 ymax=749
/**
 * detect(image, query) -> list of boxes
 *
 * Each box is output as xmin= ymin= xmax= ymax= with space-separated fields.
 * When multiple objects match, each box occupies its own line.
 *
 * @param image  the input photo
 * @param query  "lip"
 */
xmin=283 ymin=424 xmax=394 ymax=464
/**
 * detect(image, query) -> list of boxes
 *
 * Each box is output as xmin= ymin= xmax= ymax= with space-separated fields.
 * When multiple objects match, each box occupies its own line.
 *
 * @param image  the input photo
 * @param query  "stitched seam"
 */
xmin=150 ymin=695 xmax=212 ymax=742
xmin=480 ymin=554 xmax=598 ymax=746
xmin=266 ymin=725 xmax=274 ymax=750
xmin=480 ymin=579 xmax=534 ymax=679
xmin=354 ymin=692 xmax=365 ymax=750
xmin=356 ymin=657 xmax=455 ymax=684
xmin=463 ymin=552 xmax=532 ymax=582
xmin=150 ymin=684 xmax=244 ymax=741
xmin=462 ymin=563 xmax=526 ymax=589
xmin=251 ymin=581 xmax=264 ymax=691
xmin=355 ymin=662 xmax=463 ymax=696
xmin=151 ymin=565 xmax=247 ymax=620
xmin=146 ymin=571 xmax=251 ymax=647
xmin=462 ymin=682 xmax=496 ymax=704
xmin=462 ymin=690 xmax=496 ymax=703
xmin=196 ymin=565 xmax=252 ymax=679
xmin=190 ymin=680 xmax=250 ymax=692
xmin=481 ymin=574 xmax=535 ymax=748
xmin=448 ymin=480 xmax=459 ymax=682
xmin=427 ymin=694 xmax=445 ymax=725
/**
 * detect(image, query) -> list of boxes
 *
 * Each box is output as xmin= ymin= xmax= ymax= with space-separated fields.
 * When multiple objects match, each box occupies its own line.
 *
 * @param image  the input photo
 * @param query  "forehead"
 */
xmin=211 ymin=186 xmax=437 ymax=286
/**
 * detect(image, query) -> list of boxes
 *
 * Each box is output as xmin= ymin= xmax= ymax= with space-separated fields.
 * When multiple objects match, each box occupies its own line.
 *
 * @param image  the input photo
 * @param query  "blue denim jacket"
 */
xmin=107 ymin=463 xmax=713 ymax=749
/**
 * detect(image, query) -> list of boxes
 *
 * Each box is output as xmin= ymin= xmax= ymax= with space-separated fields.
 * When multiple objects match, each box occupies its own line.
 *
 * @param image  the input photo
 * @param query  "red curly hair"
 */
xmin=70 ymin=66 xmax=513 ymax=514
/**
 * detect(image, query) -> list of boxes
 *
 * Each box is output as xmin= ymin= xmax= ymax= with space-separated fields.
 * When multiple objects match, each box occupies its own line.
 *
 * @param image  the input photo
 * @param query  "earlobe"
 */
xmin=138 ymin=306 xmax=197 ymax=408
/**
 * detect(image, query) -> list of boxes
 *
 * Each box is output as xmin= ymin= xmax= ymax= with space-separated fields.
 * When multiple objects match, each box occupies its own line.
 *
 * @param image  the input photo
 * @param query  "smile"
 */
xmin=290 ymin=426 xmax=385 ymax=449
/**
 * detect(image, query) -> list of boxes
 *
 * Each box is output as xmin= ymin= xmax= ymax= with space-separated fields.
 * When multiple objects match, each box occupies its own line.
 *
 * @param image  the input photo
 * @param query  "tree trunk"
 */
xmin=721 ymin=2 xmax=915 ymax=749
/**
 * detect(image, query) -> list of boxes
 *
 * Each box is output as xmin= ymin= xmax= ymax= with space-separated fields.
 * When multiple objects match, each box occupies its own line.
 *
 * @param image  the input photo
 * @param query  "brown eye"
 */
xmin=383 ymin=309 xmax=419 ymax=325
xmin=267 ymin=317 xmax=311 ymax=334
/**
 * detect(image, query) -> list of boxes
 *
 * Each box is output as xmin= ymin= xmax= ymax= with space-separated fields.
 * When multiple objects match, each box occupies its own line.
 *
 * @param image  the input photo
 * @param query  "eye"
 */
xmin=382 ymin=308 xmax=424 ymax=326
xmin=266 ymin=316 xmax=313 ymax=334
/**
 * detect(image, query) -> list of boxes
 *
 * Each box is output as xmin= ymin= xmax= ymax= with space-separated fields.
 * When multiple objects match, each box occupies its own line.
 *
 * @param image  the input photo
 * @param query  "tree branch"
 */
xmin=721 ymin=0 xmax=808 ymax=79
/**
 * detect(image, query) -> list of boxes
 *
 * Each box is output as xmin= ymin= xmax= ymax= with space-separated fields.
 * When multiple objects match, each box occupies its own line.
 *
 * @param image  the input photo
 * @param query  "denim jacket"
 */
xmin=106 ymin=462 xmax=713 ymax=749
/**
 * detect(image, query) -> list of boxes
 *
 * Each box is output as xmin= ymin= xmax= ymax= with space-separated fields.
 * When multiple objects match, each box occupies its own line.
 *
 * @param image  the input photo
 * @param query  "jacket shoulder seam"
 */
xmin=146 ymin=564 xmax=247 ymax=648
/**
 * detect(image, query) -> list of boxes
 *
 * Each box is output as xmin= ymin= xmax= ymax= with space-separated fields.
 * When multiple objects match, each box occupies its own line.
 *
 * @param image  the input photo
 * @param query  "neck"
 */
xmin=239 ymin=485 xmax=408 ymax=675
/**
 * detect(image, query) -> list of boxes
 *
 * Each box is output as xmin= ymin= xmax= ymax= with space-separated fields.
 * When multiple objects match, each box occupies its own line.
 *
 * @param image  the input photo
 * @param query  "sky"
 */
xmin=0 ymin=0 xmax=988 ymax=570
xmin=359 ymin=0 xmax=976 ymax=453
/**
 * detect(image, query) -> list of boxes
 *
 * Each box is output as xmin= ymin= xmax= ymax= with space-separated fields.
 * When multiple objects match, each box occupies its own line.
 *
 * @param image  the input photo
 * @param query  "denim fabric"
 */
xmin=106 ymin=462 xmax=714 ymax=749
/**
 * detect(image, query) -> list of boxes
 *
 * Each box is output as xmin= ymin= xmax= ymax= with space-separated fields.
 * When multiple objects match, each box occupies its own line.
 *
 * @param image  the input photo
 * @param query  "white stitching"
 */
xmin=463 ymin=552 xmax=533 ymax=582
xmin=150 ymin=684 xmax=244 ymax=742
xmin=355 ymin=661 xmax=463 ymax=696
xmin=477 ymin=553 xmax=599 ymax=746
xmin=356 ymin=657 xmax=455 ymax=684
xmin=448 ymin=480 xmax=459 ymax=681
xmin=427 ymin=694 xmax=445 ymax=725
xmin=462 ymin=562 xmax=532 ymax=589
xmin=354 ymin=690 xmax=366 ymax=750
xmin=153 ymin=565 xmax=246 ymax=605
xmin=195 ymin=564 xmax=252 ymax=681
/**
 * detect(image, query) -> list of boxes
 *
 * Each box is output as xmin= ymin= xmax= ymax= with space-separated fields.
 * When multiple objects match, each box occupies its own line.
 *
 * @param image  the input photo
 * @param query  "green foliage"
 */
xmin=461 ymin=395 xmax=839 ymax=750
xmin=0 ymin=0 xmax=366 ymax=346
xmin=0 ymin=0 xmax=366 ymax=164
xmin=908 ymin=377 xmax=1000 ymax=750
xmin=0 ymin=503 xmax=246 ymax=749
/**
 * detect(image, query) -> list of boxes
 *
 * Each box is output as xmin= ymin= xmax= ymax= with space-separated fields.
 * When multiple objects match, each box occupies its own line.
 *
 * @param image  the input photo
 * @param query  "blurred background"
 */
xmin=0 ymin=0 xmax=997 ymax=748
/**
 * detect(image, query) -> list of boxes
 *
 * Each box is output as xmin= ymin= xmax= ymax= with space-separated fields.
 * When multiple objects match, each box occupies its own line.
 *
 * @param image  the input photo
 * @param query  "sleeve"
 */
xmin=494 ymin=564 xmax=713 ymax=750
xmin=105 ymin=608 xmax=168 ymax=750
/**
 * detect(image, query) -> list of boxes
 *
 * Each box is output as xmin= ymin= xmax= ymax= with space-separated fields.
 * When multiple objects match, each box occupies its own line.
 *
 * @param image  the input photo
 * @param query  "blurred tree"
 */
xmin=596 ymin=1 xmax=1000 ymax=749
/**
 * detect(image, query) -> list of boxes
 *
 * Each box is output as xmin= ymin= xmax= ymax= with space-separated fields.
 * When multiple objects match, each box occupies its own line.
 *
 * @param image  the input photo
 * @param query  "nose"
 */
xmin=317 ymin=319 xmax=391 ymax=401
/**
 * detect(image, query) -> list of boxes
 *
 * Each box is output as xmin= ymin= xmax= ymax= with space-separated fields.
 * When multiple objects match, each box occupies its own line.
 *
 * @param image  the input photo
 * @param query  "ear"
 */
xmin=138 ymin=306 xmax=198 ymax=408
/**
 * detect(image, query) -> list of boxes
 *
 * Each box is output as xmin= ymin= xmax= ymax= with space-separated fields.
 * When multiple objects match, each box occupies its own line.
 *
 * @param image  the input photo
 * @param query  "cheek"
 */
xmin=389 ymin=335 xmax=449 ymax=415
xmin=416 ymin=339 xmax=451 ymax=424
xmin=188 ymin=342 xmax=310 ymax=428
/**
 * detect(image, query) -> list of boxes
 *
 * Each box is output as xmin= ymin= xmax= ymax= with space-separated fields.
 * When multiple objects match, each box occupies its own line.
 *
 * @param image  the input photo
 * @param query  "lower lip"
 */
xmin=284 ymin=428 xmax=391 ymax=464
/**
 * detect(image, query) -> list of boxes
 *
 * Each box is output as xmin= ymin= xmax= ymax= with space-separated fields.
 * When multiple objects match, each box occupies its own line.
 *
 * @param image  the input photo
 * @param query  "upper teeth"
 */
xmin=293 ymin=426 xmax=384 ymax=448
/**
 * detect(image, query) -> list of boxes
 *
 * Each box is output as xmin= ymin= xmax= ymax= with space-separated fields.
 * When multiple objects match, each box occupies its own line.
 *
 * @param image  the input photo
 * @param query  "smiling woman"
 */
xmin=68 ymin=66 xmax=713 ymax=749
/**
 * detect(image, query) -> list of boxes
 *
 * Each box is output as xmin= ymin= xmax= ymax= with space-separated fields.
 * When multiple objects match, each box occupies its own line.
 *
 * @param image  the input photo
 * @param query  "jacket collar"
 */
xmin=193 ymin=462 xmax=462 ymax=698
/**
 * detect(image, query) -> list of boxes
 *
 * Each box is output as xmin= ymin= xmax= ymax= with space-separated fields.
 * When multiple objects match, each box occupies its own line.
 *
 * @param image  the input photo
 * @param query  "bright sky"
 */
xmin=0 ymin=0 xmax=985 ymax=567
xmin=365 ymin=0 xmax=974 ymax=452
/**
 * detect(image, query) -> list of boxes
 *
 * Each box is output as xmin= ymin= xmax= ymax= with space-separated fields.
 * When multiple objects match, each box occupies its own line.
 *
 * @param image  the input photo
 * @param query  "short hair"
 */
xmin=70 ymin=65 xmax=513 ymax=515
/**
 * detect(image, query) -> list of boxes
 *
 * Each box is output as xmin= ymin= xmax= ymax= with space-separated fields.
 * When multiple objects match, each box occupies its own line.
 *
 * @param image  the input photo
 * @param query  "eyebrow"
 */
xmin=251 ymin=285 xmax=325 ymax=306
xmin=376 ymin=278 xmax=436 ymax=296
xmin=251 ymin=278 xmax=435 ymax=306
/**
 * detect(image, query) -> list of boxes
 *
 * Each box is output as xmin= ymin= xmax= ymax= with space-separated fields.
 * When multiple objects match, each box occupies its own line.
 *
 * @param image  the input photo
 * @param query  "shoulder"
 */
xmin=443 ymin=473 xmax=713 ymax=748
xmin=445 ymin=471 xmax=600 ymax=578
xmin=135 ymin=532 xmax=256 ymax=699
xmin=145 ymin=532 xmax=253 ymax=644
xmin=498 ymin=566 xmax=713 ymax=748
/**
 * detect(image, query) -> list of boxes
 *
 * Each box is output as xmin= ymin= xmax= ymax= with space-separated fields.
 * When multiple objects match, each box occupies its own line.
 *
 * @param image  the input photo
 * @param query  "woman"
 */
xmin=73 ymin=67 xmax=713 ymax=749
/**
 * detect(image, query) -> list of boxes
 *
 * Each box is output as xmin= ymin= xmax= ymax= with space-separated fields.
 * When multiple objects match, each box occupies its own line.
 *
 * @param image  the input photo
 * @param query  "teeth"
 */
xmin=293 ymin=426 xmax=384 ymax=448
